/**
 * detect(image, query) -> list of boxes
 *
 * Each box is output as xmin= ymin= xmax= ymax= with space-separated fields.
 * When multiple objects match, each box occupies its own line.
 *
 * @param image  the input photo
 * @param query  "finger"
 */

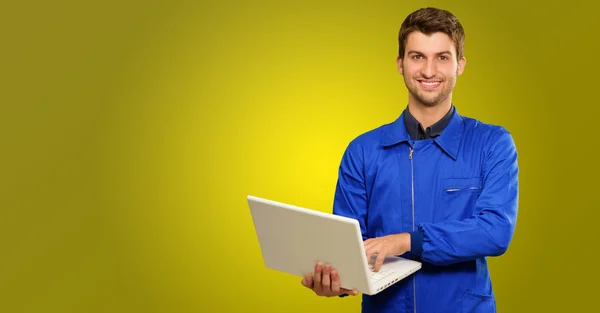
xmin=313 ymin=262 xmax=323 ymax=293
xmin=364 ymin=239 xmax=375 ymax=251
xmin=341 ymin=288 xmax=360 ymax=296
xmin=306 ymin=274 xmax=313 ymax=286
xmin=374 ymin=249 xmax=387 ymax=272
xmin=365 ymin=246 xmax=378 ymax=266
xmin=321 ymin=264 xmax=332 ymax=292
xmin=301 ymin=274 xmax=313 ymax=288
xmin=331 ymin=270 xmax=340 ymax=294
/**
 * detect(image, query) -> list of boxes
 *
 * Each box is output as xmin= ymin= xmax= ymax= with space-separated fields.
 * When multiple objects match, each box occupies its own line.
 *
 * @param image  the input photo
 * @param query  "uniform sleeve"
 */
xmin=331 ymin=141 xmax=369 ymax=240
xmin=413 ymin=130 xmax=519 ymax=265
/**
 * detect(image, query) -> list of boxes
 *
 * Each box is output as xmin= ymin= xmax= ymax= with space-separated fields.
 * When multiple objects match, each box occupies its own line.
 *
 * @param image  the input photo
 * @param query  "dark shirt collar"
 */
xmin=404 ymin=105 xmax=455 ymax=140
xmin=381 ymin=105 xmax=464 ymax=160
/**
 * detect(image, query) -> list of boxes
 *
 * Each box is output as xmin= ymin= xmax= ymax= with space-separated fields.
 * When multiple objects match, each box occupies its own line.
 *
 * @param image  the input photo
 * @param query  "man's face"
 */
xmin=397 ymin=31 xmax=466 ymax=107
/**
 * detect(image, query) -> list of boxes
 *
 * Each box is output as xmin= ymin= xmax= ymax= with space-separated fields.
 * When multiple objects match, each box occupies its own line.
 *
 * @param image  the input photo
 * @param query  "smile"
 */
xmin=418 ymin=80 xmax=441 ymax=89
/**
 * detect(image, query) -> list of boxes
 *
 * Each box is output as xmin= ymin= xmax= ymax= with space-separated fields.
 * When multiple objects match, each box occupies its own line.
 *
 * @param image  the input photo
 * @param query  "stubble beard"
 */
xmin=404 ymin=68 xmax=458 ymax=108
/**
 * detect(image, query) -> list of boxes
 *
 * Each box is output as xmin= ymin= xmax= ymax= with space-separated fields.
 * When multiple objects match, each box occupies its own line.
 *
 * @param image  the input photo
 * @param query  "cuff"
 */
xmin=409 ymin=229 xmax=424 ymax=257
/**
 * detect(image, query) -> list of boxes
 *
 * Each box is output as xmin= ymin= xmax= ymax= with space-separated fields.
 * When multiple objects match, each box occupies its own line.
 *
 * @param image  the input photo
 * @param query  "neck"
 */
xmin=407 ymin=100 xmax=452 ymax=128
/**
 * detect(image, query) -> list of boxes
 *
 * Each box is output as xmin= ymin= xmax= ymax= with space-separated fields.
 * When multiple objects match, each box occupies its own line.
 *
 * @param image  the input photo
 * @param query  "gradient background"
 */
xmin=1 ymin=0 xmax=598 ymax=312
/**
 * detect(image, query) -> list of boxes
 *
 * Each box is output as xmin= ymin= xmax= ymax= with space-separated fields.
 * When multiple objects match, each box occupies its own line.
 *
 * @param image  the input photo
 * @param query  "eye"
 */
xmin=412 ymin=55 xmax=423 ymax=60
xmin=439 ymin=55 xmax=449 ymax=61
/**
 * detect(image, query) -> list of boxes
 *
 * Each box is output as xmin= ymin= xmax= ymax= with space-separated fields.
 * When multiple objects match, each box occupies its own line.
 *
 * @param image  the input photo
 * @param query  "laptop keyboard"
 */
xmin=368 ymin=264 xmax=393 ymax=282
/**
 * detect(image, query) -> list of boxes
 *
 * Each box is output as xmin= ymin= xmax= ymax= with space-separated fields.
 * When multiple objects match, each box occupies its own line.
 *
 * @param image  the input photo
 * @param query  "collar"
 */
xmin=381 ymin=106 xmax=464 ymax=160
xmin=404 ymin=105 xmax=454 ymax=140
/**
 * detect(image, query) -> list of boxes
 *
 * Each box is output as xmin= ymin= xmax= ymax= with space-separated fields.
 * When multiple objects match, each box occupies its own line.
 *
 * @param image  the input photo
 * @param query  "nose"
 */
xmin=420 ymin=59 xmax=436 ymax=78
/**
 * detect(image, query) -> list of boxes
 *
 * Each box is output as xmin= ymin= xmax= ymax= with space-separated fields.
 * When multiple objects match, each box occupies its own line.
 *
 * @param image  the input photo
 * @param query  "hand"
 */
xmin=300 ymin=262 xmax=359 ymax=297
xmin=364 ymin=233 xmax=411 ymax=272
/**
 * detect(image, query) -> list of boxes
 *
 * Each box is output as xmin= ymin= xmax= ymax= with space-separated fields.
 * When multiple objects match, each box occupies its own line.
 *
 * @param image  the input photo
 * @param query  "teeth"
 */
xmin=421 ymin=81 xmax=440 ymax=85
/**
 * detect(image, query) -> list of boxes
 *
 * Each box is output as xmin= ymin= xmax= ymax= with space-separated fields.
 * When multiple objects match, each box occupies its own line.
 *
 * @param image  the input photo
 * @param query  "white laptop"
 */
xmin=247 ymin=195 xmax=422 ymax=295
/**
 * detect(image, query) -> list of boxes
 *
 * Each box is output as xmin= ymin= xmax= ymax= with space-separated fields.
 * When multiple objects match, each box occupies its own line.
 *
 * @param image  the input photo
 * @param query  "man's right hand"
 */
xmin=300 ymin=262 xmax=359 ymax=297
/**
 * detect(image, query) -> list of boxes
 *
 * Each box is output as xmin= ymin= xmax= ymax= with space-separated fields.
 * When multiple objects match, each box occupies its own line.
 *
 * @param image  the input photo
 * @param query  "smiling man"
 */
xmin=300 ymin=7 xmax=519 ymax=313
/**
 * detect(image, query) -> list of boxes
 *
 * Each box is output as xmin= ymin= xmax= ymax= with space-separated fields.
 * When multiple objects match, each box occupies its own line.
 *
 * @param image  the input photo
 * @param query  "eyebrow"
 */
xmin=407 ymin=50 xmax=453 ymax=56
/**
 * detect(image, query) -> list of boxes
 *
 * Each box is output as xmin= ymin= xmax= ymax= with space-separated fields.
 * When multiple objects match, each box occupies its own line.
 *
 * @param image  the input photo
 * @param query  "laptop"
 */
xmin=247 ymin=195 xmax=422 ymax=295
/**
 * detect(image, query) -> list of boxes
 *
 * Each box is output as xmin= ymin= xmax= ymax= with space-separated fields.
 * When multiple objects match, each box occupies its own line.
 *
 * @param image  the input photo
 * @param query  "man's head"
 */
xmin=398 ymin=7 xmax=465 ymax=61
xmin=396 ymin=7 xmax=466 ymax=108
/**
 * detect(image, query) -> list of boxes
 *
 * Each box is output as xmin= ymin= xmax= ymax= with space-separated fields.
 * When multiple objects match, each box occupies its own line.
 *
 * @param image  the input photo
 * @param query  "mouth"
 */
xmin=417 ymin=79 xmax=442 ymax=90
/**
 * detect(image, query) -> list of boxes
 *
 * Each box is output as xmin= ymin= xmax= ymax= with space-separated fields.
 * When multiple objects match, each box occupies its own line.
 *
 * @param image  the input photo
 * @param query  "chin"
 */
xmin=415 ymin=95 xmax=444 ymax=107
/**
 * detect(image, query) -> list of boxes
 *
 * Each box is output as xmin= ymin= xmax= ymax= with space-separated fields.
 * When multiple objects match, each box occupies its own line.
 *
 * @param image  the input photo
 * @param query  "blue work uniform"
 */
xmin=333 ymin=106 xmax=519 ymax=313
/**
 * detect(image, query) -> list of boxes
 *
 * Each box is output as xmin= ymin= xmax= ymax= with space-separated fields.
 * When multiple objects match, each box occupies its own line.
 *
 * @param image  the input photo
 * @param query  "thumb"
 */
xmin=341 ymin=288 xmax=359 ymax=296
xmin=301 ymin=275 xmax=313 ymax=288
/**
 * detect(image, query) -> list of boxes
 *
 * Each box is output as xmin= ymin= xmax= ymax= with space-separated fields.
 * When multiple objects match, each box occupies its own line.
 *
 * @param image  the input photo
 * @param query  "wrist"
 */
xmin=404 ymin=232 xmax=411 ymax=251
xmin=393 ymin=233 xmax=411 ymax=254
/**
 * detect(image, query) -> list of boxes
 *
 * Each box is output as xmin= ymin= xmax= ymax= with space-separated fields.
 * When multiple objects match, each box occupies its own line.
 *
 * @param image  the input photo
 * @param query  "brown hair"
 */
xmin=398 ymin=7 xmax=465 ymax=60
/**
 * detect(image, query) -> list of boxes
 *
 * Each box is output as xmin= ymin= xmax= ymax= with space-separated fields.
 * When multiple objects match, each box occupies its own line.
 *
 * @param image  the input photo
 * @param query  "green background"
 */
xmin=1 ymin=0 xmax=597 ymax=312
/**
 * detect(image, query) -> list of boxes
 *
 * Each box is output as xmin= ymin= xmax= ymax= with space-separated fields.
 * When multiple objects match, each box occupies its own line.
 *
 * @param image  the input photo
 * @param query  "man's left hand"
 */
xmin=364 ymin=233 xmax=411 ymax=272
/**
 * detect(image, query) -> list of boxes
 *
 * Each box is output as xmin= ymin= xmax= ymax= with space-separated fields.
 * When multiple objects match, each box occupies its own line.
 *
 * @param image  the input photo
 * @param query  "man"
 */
xmin=301 ymin=7 xmax=519 ymax=313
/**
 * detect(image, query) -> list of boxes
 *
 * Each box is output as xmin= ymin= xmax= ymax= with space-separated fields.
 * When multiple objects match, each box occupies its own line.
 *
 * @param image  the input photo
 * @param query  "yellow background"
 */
xmin=1 ymin=0 xmax=598 ymax=312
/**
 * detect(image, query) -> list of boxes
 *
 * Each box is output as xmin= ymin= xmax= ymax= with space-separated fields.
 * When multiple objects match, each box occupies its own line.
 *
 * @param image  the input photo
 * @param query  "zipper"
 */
xmin=409 ymin=147 xmax=414 ymax=232
xmin=409 ymin=146 xmax=416 ymax=313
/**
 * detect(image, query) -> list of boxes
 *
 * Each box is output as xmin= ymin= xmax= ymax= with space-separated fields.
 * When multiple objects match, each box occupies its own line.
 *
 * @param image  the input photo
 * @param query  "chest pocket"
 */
xmin=442 ymin=177 xmax=483 ymax=220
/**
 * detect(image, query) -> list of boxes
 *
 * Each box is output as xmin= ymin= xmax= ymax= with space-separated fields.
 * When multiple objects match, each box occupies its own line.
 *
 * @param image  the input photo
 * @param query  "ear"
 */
xmin=396 ymin=56 xmax=404 ymax=75
xmin=457 ymin=56 xmax=466 ymax=76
